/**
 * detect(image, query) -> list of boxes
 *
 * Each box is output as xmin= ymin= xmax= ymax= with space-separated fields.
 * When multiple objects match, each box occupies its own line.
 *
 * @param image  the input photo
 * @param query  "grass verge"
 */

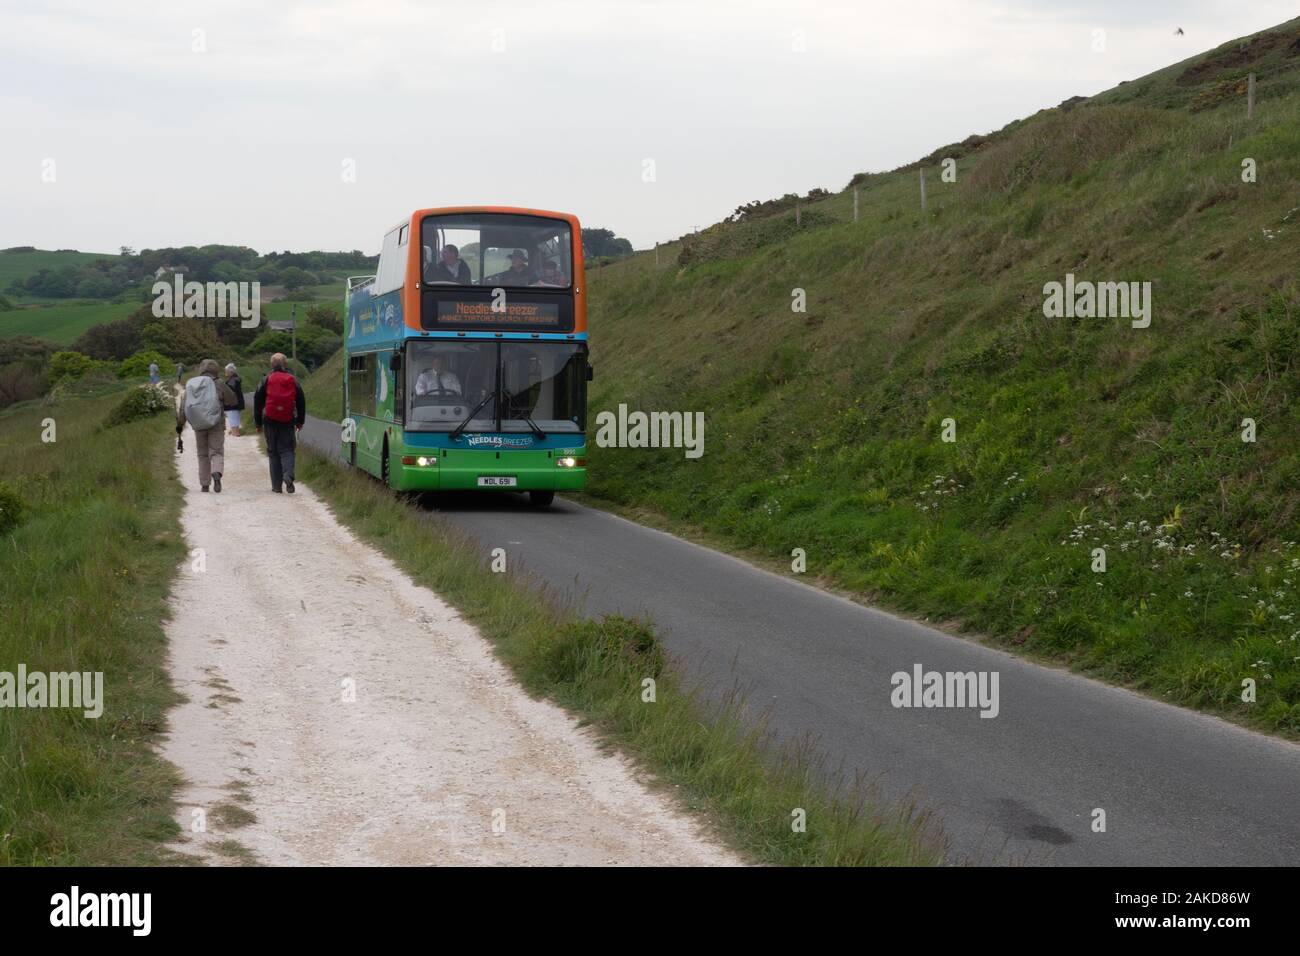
xmin=296 ymin=445 xmax=946 ymax=866
xmin=0 ymin=381 xmax=186 ymax=864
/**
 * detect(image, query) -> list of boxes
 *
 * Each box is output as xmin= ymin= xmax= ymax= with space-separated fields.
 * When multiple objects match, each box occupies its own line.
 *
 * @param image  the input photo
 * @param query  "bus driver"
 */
xmin=414 ymin=354 xmax=463 ymax=397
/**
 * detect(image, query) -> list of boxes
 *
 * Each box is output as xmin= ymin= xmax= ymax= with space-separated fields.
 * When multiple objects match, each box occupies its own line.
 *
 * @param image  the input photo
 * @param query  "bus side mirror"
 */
xmin=586 ymin=365 xmax=594 ymax=382
xmin=390 ymin=354 xmax=403 ymax=372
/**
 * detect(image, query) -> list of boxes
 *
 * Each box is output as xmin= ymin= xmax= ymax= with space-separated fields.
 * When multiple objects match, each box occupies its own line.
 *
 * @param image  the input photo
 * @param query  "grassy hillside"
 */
xmin=304 ymin=347 xmax=344 ymax=424
xmin=0 ymin=300 xmax=136 ymax=344
xmin=4 ymin=292 xmax=346 ymax=341
xmin=0 ymin=248 xmax=118 ymax=291
xmin=0 ymin=379 xmax=186 ymax=863
xmin=584 ymin=20 xmax=1300 ymax=734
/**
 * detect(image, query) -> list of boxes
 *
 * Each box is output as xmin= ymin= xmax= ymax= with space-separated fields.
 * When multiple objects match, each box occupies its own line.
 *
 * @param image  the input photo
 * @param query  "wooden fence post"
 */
xmin=1247 ymin=71 xmax=1256 ymax=119
xmin=853 ymin=188 xmax=859 ymax=222
xmin=919 ymin=168 xmax=927 ymax=213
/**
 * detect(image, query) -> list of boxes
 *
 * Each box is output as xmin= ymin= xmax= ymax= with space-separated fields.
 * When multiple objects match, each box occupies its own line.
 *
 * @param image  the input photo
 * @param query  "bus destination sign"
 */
xmin=436 ymin=300 xmax=561 ymax=326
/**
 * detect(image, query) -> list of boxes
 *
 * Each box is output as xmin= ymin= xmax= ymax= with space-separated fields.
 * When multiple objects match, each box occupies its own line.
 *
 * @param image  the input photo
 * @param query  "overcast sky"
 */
xmin=0 ymin=0 xmax=1292 ymax=255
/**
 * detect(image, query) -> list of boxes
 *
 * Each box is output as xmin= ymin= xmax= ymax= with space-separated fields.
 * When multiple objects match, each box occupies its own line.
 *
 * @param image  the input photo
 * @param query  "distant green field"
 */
xmin=304 ymin=281 xmax=346 ymax=300
xmin=261 ymin=297 xmax=342 ymax=325
xmin=0 ymin=248 xmax=118 ymax=290
xmin=0 ymin=295 xmax=342 ymax=348
xmin=0 ymin=301 xmax=136 ymax=345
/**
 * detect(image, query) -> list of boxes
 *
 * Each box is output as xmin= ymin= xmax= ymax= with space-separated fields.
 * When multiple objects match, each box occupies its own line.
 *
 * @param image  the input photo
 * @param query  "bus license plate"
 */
xmin=478 ymin=476 xmax=517 ymax=487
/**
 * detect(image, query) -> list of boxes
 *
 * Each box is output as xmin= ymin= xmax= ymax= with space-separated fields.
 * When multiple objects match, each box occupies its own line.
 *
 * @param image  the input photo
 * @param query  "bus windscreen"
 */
xmin=421 ymin=213 xmax=572 ymax=289
xmin=405 ymin=340 xmax=585 ymax=434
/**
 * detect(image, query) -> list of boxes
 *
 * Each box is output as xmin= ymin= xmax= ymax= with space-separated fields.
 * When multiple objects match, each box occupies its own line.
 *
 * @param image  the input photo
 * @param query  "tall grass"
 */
xmin=302 ymin=348 xmax=344 ymax=424
xmin=0 ymin=384 xmax=185 ymax=864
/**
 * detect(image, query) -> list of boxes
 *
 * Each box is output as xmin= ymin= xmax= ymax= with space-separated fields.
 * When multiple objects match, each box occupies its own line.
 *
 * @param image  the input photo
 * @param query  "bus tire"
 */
xmin=381 ymin=442 xmax=391 ymax=488
xmin=529 ymin=490 xmax=555 ymax=508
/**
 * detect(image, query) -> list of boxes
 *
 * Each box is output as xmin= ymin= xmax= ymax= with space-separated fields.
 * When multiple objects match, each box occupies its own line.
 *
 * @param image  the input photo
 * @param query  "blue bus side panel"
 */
xmin=345 ymin=284 xmax=403 ymax=479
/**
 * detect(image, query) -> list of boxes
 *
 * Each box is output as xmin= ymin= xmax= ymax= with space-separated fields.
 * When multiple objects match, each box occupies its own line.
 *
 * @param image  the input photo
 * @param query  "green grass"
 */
xmin=0 ymin=300 xmax=137 ymax=345
xmin=0 ymin=378 xmax=187 ymax=864
xmin=260 ymin=297 xmax=337 ymax=325
xmin=298 ymin=447 xmax=946 ymax=865
xmin=303 ymin=348 xmax=344 ymax=424
xmin=0 ymin=285 xmax=339 ymax=351
xmin=583 ymin=20 xmax=1300 ymax=735
xmin=0 ymin=249 xmax=119 ymax=292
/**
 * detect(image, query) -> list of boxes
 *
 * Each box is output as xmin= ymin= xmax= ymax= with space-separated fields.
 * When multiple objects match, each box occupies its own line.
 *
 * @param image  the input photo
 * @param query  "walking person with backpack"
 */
xmin=176 ymin=359 xmax=238 ymax=493
xmin=253 ymin=353 xmax=306 ymax=494
xmin=223 ymin=362 xmax=245 ymax=436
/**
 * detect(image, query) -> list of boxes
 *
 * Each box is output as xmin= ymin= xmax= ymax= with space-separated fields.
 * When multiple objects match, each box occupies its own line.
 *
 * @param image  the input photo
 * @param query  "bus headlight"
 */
xmin=556 ymin=457 xmax=585 ymax=468
xmin=401 ymin=456 xmax=438 ymax=467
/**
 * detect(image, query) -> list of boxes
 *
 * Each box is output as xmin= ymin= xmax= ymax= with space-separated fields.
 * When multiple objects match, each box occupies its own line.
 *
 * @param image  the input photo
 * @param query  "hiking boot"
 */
xmin=212 ymin=473 xmax=222 ymax=493
xmin=285 ymin=480 xmax=295 ymax=494
xmin=201 ymin=485 xmax=209 ymax=492
xmin=272 ymin=486 xmax=282 ymax=493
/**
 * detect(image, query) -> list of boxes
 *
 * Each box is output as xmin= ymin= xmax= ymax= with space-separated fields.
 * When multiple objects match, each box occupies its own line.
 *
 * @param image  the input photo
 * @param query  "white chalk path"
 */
xmin=160 ymin=431 xmax=740 ymax=866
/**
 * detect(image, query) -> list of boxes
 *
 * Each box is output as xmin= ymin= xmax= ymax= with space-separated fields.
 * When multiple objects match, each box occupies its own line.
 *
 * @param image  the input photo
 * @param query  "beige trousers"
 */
xmin=193 ymin=426 xmax=226 ymax=486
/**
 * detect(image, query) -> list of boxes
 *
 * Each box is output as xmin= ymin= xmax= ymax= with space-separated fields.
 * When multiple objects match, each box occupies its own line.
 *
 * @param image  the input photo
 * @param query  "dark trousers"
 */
xmin=264 ymin=420 xmax=297 ymax=489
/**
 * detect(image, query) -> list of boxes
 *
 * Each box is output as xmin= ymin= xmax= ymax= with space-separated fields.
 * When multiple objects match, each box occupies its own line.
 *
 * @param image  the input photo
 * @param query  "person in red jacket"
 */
xmin=253 ymin=353 xmax=307 ymax=494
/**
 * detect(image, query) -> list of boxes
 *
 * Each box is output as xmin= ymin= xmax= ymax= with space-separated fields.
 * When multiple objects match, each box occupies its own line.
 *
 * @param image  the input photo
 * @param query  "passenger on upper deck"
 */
xmin=538 ymin=259 xmax=566 ymax=285
xmin=503 ymin=249 xmax=536 ymax=286
xmin=430 ymin=244 xmax=472 ymax=284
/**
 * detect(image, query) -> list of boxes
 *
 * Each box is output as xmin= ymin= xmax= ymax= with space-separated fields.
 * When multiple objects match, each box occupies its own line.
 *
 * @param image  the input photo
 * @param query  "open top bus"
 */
xmin=342 ymin=207 xmax=590 ymax=506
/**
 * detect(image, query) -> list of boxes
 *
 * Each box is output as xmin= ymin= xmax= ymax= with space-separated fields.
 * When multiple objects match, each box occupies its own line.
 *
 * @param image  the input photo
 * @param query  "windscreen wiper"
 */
xmin=517 ymin=412 xmax=547 ymax=439
xmin=450 ymin=388 xmax=497 ymax=441
xmin=504 ymin=389 xmax=547 ymax=438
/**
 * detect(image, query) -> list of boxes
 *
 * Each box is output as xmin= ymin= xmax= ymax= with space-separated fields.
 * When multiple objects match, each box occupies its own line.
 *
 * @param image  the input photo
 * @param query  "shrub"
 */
xmin=47 ymin=350 xmax=100 ymax=383
xmin=137 ymin=315 xmax=223 ymax=366
xmin=104 ymin=383 xmax=172 ymax=428
xmin=117 ymin=350 xmax=171 ymax=380
xmin=0 ymin=362 xmax=47 ymax=408
xmin=249 ymin=324 xmax=339 ymax=370
xmin=305 ymin=303 xmax=342 ymax=335
xmin=0 ymin=335 xmax=58 ymax=366
xmin=0 ymin=481 xmax=24 ymax=536
xmin=72 ymin=317 xmax=141 ymax=361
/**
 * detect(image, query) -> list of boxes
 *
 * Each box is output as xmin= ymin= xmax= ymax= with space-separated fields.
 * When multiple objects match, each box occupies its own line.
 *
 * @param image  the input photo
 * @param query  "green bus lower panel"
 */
xmin=342 ymin=418 xmax=587 ymax=493
xmin=394 ymin=445 xmax=588 ymax=493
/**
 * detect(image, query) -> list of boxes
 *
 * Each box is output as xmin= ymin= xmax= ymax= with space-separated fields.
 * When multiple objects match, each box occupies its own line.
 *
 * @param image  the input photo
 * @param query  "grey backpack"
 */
xmin=183 ymin=376 xmax=223 ymax=430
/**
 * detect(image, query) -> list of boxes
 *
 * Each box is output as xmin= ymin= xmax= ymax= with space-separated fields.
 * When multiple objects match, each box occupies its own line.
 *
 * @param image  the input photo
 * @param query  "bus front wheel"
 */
xmin=529 ymin=491 xmax=555 ymax=508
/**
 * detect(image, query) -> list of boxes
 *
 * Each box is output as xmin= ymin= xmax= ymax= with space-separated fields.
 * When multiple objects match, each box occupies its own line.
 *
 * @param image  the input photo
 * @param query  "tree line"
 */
xmin=3 ymin=245 xmax=378 ymax=302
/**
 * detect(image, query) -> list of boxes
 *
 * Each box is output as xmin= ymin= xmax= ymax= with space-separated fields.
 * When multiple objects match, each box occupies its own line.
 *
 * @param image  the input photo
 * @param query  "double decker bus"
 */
xmin=342 ymin=207 xmax=590 ymax=506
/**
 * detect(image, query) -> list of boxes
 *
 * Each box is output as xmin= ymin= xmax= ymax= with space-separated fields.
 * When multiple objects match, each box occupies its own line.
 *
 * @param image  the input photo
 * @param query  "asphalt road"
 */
xmin=298 ymin=414 xmax=1300 ymax=866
